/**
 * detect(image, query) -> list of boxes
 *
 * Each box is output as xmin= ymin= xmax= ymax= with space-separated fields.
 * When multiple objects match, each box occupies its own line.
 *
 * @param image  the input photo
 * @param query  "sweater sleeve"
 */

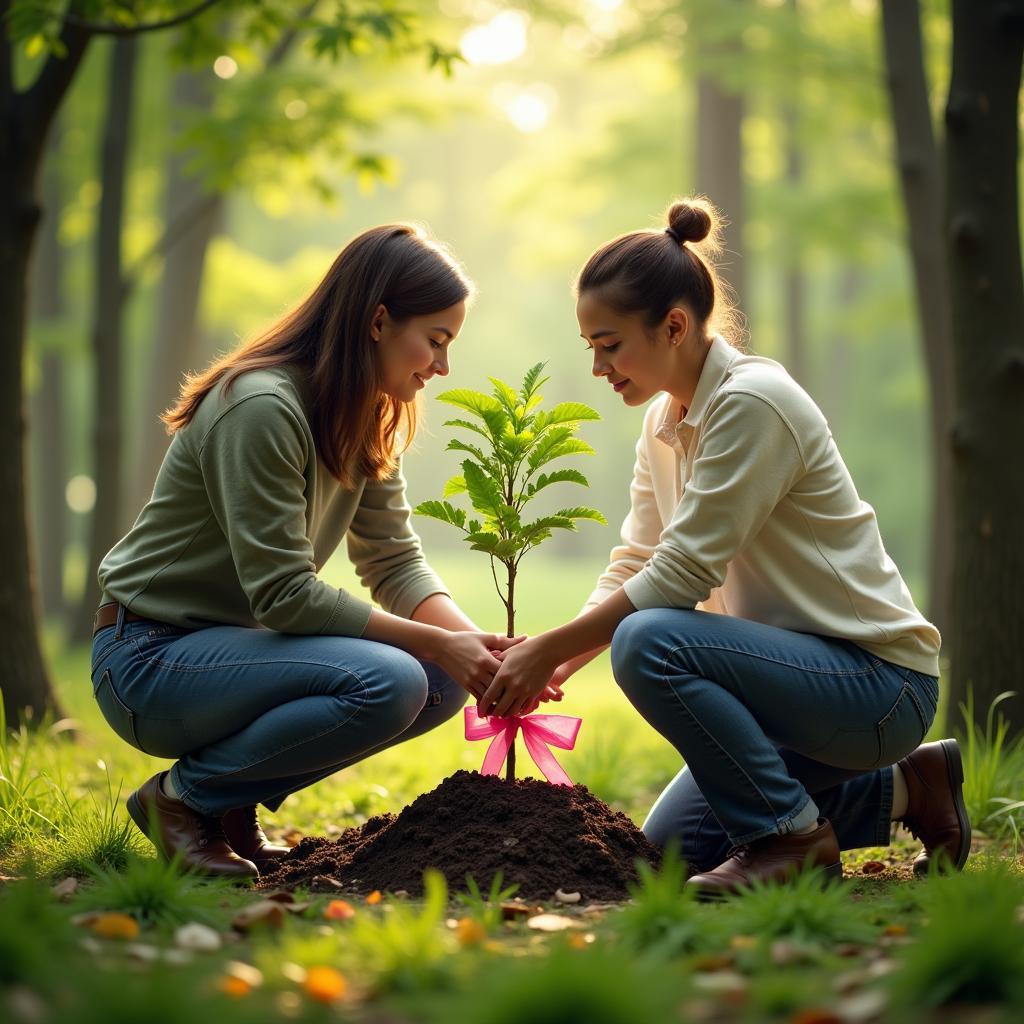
xmin=198 ymin=392 xmax=373 ymax=636
xmin=623 ymin=391 xmax=805 ymax=612
xmin=581 ymin=424 xmax=663 ymax=612
xmin=346 ymin=460 xmax=449 ymax=619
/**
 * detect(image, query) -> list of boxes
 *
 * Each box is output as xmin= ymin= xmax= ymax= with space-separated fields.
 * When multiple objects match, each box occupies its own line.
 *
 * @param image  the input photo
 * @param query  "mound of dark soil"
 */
xmin=259 ymin=770 xmax=659 ymax=903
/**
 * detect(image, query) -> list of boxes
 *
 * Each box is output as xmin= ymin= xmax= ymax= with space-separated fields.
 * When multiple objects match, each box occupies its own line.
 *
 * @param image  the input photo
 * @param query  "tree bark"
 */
xmin=71 ymin=36 xmax=139 ymax=644
xmin=0 ymin=8 xmax=91 ymax=727
xmin=30 ymin=120 xmax=68 ymax=623
xmin=696 ymin=74 xmax=746 ymax=318
xmin=880 ymin=0 xmax=955 ymax=645
xmin=783 ymin=93 xmax=807 ymax=385
xmin=945 ymin=0 xmax=1024 ymax=733
xmin=130 ymin=66 xmax=221 ymax=516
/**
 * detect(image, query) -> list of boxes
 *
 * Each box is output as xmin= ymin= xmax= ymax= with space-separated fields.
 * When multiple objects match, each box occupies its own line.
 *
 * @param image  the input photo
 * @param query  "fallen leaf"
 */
xmin=51 ymin=877 xmax=78 ymax=901
xmin=223 ymin=961 xmax=264 ymax=988
xmin=729 ymin=934 xmax=757 ymax=951
xmin=123 ymin=942 xmax=160 ymax=962
xmin=231 ymin=901 xmax=286 ymax=932
xmin=90 ymin=913 xmax=140 ymax=940
xmin=787 ymin=1010 xmax=841 ymax=1024
xmin=692 ymin=971 xmax=748 ymax=997
xmin=455 ymin=917 xmax=487 ymax=947
xmin=262 ymin=890 xmax=296 ymax=904
xmin=860 ymin=861 xmax=886 ymax=875
xmin=834 ymin=989 xmax=888 ymax=1023
xmin=694 ymin=953 xmax=735 ymax=972
xmin=771 ymin=939 xmax=822 ymax=966
xmin=881 ymin=923 xmax=907 ymax=937
xmin=500 ymin=901 xmax=532 ymax=920
xmin=310 ymin=875 xmax=345 ymax=892
xmin=218 ymin=976 xmax=252 ymax=998
xmin=304 ymin=966 xmax=346 ymax=1003
xmin=323 ymin=900 xmax=355 ymax=921
xmin=527 ymin=913 xmax=579 ymax=932
xmin=366 ymin=890 xmax=382 ymax=905
xmin=282 ymin=828 xmax=304 ymax=848
xmin=175 ymin=922 xmax=222 ymax=952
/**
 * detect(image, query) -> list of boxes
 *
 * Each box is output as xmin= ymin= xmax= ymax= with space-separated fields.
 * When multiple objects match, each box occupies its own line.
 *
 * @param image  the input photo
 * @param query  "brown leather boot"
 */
xmin=221 ymin=805 xmax=291 ymax=873
xmin=126 ymin=773 xmax=258 ymax=880
xmin=686 ymin=818 xmax=842 ymax=900
xmin=897 ymin=738 xmax=971 ymax=875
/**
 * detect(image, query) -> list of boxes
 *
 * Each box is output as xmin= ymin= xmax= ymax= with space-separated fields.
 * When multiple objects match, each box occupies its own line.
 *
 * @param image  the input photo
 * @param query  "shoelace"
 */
xmin=196 ymin=815 xmax=229 ymax=849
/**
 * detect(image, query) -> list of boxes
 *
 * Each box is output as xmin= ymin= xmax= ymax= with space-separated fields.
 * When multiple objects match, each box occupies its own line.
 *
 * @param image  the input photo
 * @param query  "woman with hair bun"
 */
xmin=91 ymin=224 xmax=524 ymax=879
xmin=479 ymin=198 xmax=969 ymax=896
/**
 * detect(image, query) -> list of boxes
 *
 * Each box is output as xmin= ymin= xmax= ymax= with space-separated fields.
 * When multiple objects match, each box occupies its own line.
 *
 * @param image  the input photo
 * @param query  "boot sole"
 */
xmin=692 ymin=860 xmax=844 ymax=902
xmin=914 ymin=738 xmax=972 ymax=875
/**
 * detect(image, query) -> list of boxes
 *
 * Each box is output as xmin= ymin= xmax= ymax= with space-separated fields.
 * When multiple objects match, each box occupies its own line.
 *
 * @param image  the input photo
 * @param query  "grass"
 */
xmin=2 ymin=552 xmax=1023 ymax=1022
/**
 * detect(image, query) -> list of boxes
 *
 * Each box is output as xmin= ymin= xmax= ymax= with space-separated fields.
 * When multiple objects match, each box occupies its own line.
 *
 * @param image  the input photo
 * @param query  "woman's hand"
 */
xmin=477 ymin=636 xmax=562 ymax=718
xmin=432 ymin=631 xmax=524 ymax=698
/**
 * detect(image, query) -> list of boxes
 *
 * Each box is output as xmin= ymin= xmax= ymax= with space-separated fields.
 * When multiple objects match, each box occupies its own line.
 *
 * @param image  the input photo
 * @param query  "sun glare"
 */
xmin=460 ymin=10 xmax=529 ymax=66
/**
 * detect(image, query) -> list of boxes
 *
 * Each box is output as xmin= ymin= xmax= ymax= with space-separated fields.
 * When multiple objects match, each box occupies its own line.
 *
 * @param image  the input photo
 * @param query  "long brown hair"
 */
xmin=163 ymin=224 xmax=472 ymax=487
xmin=575 ymin=197 xmax=744 ymax=344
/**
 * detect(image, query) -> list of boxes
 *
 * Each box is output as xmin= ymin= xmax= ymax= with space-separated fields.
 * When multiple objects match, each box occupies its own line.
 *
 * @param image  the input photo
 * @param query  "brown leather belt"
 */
xmin=93 ymin=602 xmax=149 ymax=635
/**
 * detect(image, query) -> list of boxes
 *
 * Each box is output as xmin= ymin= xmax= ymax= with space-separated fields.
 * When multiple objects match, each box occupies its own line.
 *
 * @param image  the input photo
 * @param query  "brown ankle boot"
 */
xmin=897 ymin=738 xmax=971 ymax=875
xmin=686 ymin=818 xmax=842 ymax=899
xmin=221 ymin=805 xmax=291 ymax=873
xmin=126 ymin=773 xmax=258 ymax=880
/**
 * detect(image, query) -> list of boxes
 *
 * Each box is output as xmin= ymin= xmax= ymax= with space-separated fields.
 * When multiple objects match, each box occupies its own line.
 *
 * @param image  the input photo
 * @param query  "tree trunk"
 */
xmin=945 ymin=0 xmax=1024 ymax=733
xmin=783 ymin=90 xmax=807 ymax=385
xmin=71 ymin=36 xmax=139 ymax=644
xmin=130 ymin=66 xmax=221 ymax=517
xmin=696 ymin=71 xmax=746 ymax=320
xmin=505 ymin=564 xmax=516 ymax=782
xmin=880 ymin=0 xmax=955 ymax=645
xmin=0 ymin=8 xmax=90 ymax=727
xmin=30 ymin=120 xmax=68 ymax=623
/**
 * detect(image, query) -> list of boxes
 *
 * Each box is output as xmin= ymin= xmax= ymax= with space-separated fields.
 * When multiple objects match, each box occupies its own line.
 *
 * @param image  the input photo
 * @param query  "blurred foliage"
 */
xmin=24 ymin=0 xmax=959 ymax=618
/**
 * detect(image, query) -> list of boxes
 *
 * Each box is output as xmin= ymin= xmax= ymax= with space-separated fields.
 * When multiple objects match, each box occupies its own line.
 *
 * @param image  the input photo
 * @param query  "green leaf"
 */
xmin=534 ymin=402 xmax=601 ymax=431
xmin=446 ymin=438 xmax=490 ymax=465
xmin=413 ymin=500 xmax=467 ymax=530
xmin=519 ymin=362 xmax=549 ymax=405
xmin=443 ymin=418 xmax=493 ymax=442
xmin=525 ymin=427 xmax=574 ymax=471
xmin=529 ymin=469 xmax=590 ymax=495
xmin=489 ymin=377 xmax=521 ymax=416
xmin=481 ymin=408 xmax=511 ymax=445
xmin=519 ymin=515 xmax=577 ymax=544
xmin=528 ymin=437 xmax=596 ymax=472
xmin=437 ymin=389 xmax=503 ymax=419
xmin=552 ymin=506 xmax=607 ymax=525
xmin=443 ymin=475 xmax=467 ymax=497
xmin=463 ymin=461 xmax=505 ymax=521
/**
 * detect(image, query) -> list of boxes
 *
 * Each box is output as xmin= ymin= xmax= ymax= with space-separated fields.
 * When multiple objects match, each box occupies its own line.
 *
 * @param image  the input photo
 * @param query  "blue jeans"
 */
xmin=90 ymin=607 xmax=466 ymax=817
xmin=611 ymin=609 xmax=939 ymax=872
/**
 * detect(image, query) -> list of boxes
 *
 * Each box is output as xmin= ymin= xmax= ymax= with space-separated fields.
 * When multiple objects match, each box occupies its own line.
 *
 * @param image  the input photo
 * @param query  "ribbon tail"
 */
xmin=522 ymin=728 xmax=573 ymax=787
xmin=480 ymin=722 xmax=516 ymax=776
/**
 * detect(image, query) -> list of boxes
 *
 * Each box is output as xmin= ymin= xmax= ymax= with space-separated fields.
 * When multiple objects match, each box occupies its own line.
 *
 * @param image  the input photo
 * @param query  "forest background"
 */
xmin=7 ymin=0 xmax=1021 ymax=736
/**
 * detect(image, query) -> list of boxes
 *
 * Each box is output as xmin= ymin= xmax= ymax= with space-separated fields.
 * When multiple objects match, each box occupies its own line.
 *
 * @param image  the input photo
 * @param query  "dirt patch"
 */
xmin=258 ymin=770 xmax=660 ymax=902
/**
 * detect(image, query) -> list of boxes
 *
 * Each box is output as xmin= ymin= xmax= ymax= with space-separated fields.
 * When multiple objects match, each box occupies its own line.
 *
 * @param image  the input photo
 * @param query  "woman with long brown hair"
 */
xmin=91 ymin=224 xmax=521 ymax=879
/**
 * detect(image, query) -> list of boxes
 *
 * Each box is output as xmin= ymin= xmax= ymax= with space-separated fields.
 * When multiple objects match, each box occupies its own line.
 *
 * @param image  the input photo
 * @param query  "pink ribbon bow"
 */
xmin=464 ymin=706 xmax=582 ymax=786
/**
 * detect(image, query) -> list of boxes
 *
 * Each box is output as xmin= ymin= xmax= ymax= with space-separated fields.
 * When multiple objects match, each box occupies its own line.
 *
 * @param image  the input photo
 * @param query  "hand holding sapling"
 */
xmin=414 ymin=362 xmax=605 ymax=779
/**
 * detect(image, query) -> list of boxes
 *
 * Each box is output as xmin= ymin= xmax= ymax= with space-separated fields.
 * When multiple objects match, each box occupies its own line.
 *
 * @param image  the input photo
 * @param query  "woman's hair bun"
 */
xmin=666 ymin=199 xmax=713 ymax=245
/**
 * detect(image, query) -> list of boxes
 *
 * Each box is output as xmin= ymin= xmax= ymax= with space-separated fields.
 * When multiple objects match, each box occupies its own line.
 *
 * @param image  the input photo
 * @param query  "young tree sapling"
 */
xmin=415 ymin=363 xmax=605 ymax=781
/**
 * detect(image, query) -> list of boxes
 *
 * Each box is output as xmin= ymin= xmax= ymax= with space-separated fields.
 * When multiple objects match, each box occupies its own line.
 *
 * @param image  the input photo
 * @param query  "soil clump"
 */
xmin=259 ymin=770 xmax=660 ymax=902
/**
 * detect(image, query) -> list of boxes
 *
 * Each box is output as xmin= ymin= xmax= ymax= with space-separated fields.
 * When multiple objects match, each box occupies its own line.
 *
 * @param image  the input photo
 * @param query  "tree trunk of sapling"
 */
xmin=505 ymin=562 xmax=517 ymax=782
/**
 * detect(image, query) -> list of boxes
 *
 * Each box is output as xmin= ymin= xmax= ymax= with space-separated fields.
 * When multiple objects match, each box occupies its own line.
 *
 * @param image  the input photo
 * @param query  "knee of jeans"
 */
xmin=611 ymin=611 xmax=660 ymax=697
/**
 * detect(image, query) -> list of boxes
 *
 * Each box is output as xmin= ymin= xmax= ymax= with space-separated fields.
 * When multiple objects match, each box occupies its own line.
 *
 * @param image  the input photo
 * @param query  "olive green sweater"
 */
xmin=98 ymin=367 xmax=448 ymax=635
